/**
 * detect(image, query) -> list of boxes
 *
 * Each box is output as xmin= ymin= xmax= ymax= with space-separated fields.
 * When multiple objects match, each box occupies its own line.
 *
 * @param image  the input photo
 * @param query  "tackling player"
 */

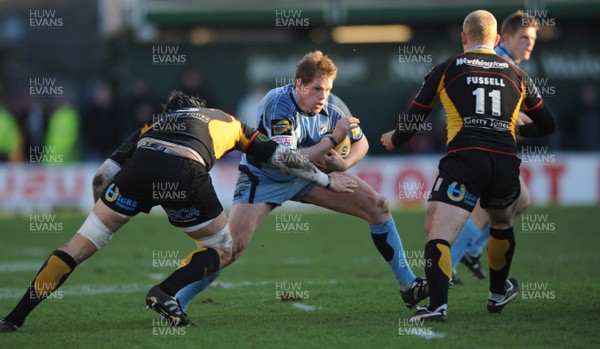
xmin=0 ymin=91 xmax=358 ymax=332
xmin=381 ymin=10 xmax=555 ymax=321
xmin=452 ymin=10 xmax=540 ymax=283
xmin=172 ymin=51 xmax=429 ymax=313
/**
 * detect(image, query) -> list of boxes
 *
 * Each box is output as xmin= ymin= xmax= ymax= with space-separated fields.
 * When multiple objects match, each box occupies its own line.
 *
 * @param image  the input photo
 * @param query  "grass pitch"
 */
xmin=1 ymin=206 xmax=599 ymax=348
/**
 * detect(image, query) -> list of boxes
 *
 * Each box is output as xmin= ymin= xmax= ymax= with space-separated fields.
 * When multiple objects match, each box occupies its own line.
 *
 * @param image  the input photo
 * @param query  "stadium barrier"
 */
xmin=0 ymin=153 xmax=598 ymax=213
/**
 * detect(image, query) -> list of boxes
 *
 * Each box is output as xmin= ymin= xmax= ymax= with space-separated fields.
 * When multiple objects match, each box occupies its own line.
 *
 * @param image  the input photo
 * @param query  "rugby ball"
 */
xmin=334 ymin=136 xmax=351 ymax=159
xmin=325 ymin=131 xmax=351 ymax=159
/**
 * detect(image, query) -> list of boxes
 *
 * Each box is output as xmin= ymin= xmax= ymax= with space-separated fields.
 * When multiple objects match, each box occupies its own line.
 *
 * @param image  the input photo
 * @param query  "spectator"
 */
xmin=84 ymin=82 xmax=117 ymax=160
xmin=576 ymin=85 xmax=600 ymax=150
xmin=179 ymin=70 xmax=217 ymax=106
xmin=0 ymin=105 xmax=21 ymax=162
xmin=45 ymin=100 xmax=80 ymax=163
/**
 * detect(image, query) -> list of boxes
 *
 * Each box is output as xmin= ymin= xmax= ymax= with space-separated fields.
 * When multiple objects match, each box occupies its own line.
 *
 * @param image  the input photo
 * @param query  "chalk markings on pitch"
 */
xmin=211 ymin=279 xmax=337 ymax=289
xmin=0 ymin=261 xmax=43 ymax=272
xmin=0 ymin=279 xmax=339 ymax=299
xmin=417 ymin=331 xmax=445 ymax=340
xmin=291 ymin=303 xmax=321 ymax=311
xmin=0 ymin=284 xmax=149 ymax=300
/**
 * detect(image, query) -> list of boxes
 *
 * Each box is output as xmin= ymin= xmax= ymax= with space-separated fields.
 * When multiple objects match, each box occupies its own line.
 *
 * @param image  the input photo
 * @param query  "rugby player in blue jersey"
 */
xmin=0 ymin=91 xmax=358 ymax=331
xmin=174 ymin=51 xmax=429 ymax=314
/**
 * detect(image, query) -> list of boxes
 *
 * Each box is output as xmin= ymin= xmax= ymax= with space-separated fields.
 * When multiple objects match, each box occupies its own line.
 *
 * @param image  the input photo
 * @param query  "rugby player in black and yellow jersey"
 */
xmin=381 ymin=10 xmax=555 ymax=322
xmin=0 ymin=91 xmax=358 ymax=331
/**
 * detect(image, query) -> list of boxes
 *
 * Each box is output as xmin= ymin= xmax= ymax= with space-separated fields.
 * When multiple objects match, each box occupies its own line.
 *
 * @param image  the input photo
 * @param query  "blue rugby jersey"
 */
xmin=240 ymin=83 xmax=363 ymax=181
xmin=495 ymin=43 xmax=517 ymax=65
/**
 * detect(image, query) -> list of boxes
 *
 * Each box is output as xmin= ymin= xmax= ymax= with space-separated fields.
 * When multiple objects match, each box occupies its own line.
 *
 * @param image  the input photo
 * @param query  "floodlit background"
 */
xmin=0 ymin=0 xmax=599 ymax=212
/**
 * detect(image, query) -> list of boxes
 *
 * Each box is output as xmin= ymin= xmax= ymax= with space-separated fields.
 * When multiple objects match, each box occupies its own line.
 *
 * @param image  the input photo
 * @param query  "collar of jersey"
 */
xmin=465 ymin=48 xmax=496 ymax=54
xmin=289 ymin=84 xmax=329 ymax=117
xmin=495 ymin=43 xmax=515 ymax=61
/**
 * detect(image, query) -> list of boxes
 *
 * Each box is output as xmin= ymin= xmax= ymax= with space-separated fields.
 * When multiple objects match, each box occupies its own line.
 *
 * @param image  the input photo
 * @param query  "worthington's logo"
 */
xmin=456 ymin=57 xmax=509 ymax=69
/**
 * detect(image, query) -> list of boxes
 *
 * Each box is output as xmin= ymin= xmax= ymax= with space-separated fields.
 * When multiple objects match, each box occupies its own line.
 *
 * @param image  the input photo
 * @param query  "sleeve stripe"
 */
xmin=522 ymin=99 xmax=543 ymax=112
xmin=412 ymin=100 xmax=433 ymax=109
xmin=242 ymin=131 xmax=259 ymax=153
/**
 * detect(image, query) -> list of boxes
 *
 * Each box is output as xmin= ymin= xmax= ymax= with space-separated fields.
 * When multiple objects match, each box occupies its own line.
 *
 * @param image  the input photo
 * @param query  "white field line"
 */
xmin=291 ymin=303 xmax=321 ymax=311
xmin=417 ymin=331 xmax=445 ymax=340
xmin=0 ymin=261 xmax=43 ymax=272
xmin=0 ymin=279 xmax=339 ymax=300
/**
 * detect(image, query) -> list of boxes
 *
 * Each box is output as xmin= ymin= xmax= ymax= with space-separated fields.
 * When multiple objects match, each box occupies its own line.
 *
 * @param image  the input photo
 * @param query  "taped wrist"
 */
xmin=270 ymin=146 xmax=329 ymax=187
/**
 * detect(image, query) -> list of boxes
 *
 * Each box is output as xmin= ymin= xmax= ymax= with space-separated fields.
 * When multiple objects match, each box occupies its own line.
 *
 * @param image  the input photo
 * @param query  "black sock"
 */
xmin=487 ymin=227 xmax=516 ymax=295
xmin=4 ymin=250 xmax=77 ymax=327
xmin=424 ymin=239 xmax=451 ymax=310
xmin=159 ymin=247 xmax=220 ymax=296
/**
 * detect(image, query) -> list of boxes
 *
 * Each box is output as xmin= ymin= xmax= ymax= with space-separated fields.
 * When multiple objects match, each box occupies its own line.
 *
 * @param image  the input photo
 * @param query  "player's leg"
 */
xmin=1 ymin=200 xmax=130 ymax=331
xmin=301 ymin=172 xmax=427 ymax=308
xmin=410 ymin=201 xmax=471 ymax=321
xmin=454 ymin=202 xmax=488 ymax=280
xmin=514 ymin=176 xmax=531 ymax=216
xmin=145 ymin=159 xmax=235 ymax=325
xmin=172 ymin=203 xmax=272 ymax=313
xmin=147 ymin=211 xmax=231 ymax=325
xmin=485 ymin=201 xmax=520 ymax=313
xmin=229 ymin=203 xmax=272 ymax=262
xmin=164 ymin=166 xmax=277 ymax=314
xmin=466 ymin=176 xmax=528 ymax=259
xmin=483 ymin=154 xmax=522 ymax=314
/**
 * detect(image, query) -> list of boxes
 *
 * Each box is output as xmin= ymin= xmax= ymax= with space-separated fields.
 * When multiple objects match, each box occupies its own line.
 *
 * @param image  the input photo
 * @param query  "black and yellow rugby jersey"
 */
xmin=109 ymin=108 xmax=275 ymax=171
xmin=402 ymin=48 xmax=545 ymax=155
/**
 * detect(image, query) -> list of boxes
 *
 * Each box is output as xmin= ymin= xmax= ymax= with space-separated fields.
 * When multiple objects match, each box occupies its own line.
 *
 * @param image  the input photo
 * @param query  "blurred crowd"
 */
xmin=0 ymin=70 xmax=221 ymax=163
xmin=0 ymin=74 xmax=598 ymax=163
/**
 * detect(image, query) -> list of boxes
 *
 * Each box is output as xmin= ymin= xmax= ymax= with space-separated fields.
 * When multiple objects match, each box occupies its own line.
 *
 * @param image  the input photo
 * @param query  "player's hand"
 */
xmin=380 ymin=130 xmax=396 ymax=150
xmin=515 ymin=111 xmax=532 ymax=137
xmin=328 ymin=172 xmax=358 ymax=193
xmin=517 ymin=111 xmax=533 ymax=126
xmin=331 ymin=117 xmax=360 ymax=143
xmin=315 ymin=151 xmax=347 ymax=172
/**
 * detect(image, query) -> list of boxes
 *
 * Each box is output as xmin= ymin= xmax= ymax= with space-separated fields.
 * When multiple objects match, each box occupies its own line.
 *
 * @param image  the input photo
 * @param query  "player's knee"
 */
xmin=365 ymin=193 xmax=390 ymax=223
xmin=230 ymin=238 xmax=249 ymax=265
xmin=78 ymin=212 xmax=116 ymax=252
xmin=214 ymin=247 xmax=232 ymax=269
xmin=191 ymin=224 xmax=233 ymax=267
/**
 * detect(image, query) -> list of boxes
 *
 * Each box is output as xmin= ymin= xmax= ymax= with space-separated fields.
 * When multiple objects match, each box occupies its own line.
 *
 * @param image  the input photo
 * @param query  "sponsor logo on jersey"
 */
xmin=272 ymin=120 xmax=292 ymax=135
xmin=464 ymin=117 xmax=511 ymax=131
xmin=165 ymin=207 xmax=201 ymax=222
xmin=271 ymin=136 xmax=295 ymax=147
xmin=447 ymin=182 xmax=466 ymax=202
xmin=447 ymin=181 xmax=477 ymax=207
xmin=104 ymin=184 xmax=138 ymax=212
xmin=456 ymin=57 xmax=509 ymax=69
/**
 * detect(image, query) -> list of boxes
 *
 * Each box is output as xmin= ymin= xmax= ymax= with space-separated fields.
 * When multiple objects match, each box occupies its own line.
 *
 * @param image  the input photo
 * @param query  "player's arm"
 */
xmin=238 ymin=124 xmax=357 ymax=193
xmin=517 ymin=73 xmax=556 ymax=138
xmin=381 ymin=63 xmax=444 ymax=150
xmin=517 ymin=102 xmax=555 ymax=137
xmin=298 ymin=117 xmax=360 ymax=162
xmin=92 ymin=128 xmax=142 ymax=202
xmin=315 ymin=124 xmax=367 ymax=172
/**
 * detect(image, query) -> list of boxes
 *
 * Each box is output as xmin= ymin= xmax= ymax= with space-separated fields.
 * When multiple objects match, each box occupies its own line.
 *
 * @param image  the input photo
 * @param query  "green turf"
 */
xmin=1 ymin=206 xmax=599 ymax=348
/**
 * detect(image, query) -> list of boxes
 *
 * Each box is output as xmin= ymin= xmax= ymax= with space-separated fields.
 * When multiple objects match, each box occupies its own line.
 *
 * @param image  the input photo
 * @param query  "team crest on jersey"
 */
xmin=272 ymin=120 xmax=292 ymax=135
